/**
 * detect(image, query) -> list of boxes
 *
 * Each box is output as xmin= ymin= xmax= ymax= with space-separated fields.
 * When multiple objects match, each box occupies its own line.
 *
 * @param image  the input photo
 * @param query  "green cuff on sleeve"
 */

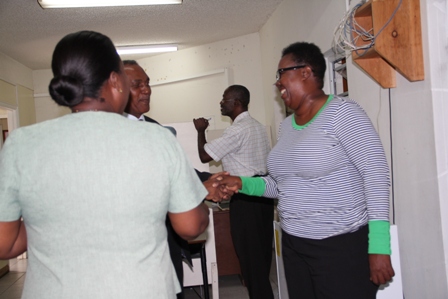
xmin=368 ymin=220 xmax=391 ymax=255
xmin=240 ymin=176 xmax=266 ymax=197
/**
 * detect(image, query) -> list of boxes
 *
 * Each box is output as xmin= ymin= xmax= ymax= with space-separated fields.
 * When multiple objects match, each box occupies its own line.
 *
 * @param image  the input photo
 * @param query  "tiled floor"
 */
xmin=184 ymin=253 xmax=279 ymax=299
xmin=0 ymin=259 xmax=26 ymax=299
xmin=0 ymin=253 xmax=279 ymax=299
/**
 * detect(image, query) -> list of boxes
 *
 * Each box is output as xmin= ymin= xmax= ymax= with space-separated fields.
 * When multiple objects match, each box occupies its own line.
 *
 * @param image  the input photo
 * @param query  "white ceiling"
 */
xmin=0 ymin=0 xmax=283 ymax=70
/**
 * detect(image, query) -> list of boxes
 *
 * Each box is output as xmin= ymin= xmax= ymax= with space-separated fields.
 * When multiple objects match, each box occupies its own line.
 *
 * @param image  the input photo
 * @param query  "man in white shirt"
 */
xmin=194 ymin=85 xmax=274 ymax=299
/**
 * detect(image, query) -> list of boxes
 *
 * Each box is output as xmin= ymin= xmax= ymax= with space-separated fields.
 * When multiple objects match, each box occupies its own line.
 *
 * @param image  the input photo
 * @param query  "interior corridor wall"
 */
xmin=0 ymin=52 xmax=33 ymax=90
xmin=0 ymin=52 xmax=35 ymax=130
xmin=258 ymin=0 xmax=346 ymax=142
xmin=17 ymin=85 xmax=36 ymax=127
xmin=32 ymin=33 xmax=267 ymax=131
xmin=32 ymin=69 xmax=70 ymax=123
xmin=390 ymin=0 xmax=448 ymax=297
xmin=428 ymin=0 xmax=448 ymax=294
xmin=346 ymin=1 xmax=448 ymax=298
xmin=136 ymin=33 xmax=267 ymax=131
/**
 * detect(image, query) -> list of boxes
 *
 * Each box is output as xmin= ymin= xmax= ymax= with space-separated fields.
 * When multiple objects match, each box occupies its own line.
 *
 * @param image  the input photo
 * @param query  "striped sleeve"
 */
xmin=261 ymin=173 xmax=279 ymax=199
xmin=333 ymin=99 xmax=390 ymax=222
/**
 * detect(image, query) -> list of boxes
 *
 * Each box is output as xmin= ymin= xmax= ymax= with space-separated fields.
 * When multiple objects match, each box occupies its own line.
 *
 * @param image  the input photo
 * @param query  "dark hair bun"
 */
xmin=50 ymin=31 xmax=121 ymax=107
xmin=49 ymin=75 xmax=84 ymax=107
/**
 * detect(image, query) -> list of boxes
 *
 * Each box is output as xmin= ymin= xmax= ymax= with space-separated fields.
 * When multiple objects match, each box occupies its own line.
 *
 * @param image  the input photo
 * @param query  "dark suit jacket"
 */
xmin=142 ymin=115 xmax=212 ymax=296
xmin=143 ymin=115 xmax=159 ymax=124
xmin=195 ymin=169 xmax=212 ymax=182
xmin=142 ymin=115 xmax=190 ymax=289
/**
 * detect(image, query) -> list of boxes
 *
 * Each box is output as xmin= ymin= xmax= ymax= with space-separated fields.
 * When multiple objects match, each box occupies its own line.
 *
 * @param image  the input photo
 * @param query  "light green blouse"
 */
xmin=0 ymin=112 xmax=207 ymax=299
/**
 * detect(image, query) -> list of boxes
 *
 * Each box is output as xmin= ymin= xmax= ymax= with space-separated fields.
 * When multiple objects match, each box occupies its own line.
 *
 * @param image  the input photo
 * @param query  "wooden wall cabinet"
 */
xmin=352 ymin=0 xmax=424 ymax=88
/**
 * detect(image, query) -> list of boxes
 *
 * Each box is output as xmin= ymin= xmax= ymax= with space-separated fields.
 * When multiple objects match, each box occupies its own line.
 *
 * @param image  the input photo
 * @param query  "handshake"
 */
xmin=202 ymin=172 xmax=242 ymax=202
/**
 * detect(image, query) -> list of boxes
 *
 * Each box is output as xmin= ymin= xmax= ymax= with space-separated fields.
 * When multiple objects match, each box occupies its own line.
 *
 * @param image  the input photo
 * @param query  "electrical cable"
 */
xmin=388 ymin=88 xmax=395 ymax=225
xmin=332 ymin=0 xmax=403 ymax=57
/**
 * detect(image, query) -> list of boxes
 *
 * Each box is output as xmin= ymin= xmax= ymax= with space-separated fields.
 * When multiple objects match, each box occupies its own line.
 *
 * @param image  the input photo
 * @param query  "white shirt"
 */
xmin=204 ymin=111 xmax=271 ymax=177
xmin=123 ymin=112 xmax=144 ymax=121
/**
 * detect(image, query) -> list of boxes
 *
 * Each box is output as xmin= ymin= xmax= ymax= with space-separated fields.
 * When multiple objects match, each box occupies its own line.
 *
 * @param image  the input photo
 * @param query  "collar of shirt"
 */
xmin=123 ymin=112 xmax=144 ymax=121
xmin=233 ymin=111 xmax=250 ymax=124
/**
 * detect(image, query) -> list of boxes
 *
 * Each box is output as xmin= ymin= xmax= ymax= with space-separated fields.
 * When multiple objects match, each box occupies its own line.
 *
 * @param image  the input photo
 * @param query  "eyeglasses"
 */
xmin=220 ymin=98 xmax=235 ymax=103
xmin=130 ymin=81 xmax=150 ymax=90
xmin=276 ymin=65 xmax=307 ymax=81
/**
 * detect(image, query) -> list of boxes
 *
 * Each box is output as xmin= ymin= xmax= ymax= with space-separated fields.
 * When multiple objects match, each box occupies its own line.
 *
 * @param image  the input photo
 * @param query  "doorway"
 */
xmin=0 ymin=106 xmax=18 ymax=150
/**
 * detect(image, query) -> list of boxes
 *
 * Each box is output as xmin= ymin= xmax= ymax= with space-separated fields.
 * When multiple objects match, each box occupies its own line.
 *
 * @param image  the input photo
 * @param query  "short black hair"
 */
xmin=227 ymin=85 xmax=250 ymax=109
xmin=123 ymin=60 xmax=138 ymax=66
xmin=49 ymin=31 xmax=122 ymax=107
xmin=281 ymin=42 xmax=326 ymax=89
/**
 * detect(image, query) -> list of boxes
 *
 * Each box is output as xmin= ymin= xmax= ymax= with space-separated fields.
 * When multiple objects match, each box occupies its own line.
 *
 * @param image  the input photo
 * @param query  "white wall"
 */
xmin=0 ymin=53 xmax=34 ymax=130
xmin=33 ymin=69 xmax=70 ymax=123
xmin=429 ymin=0 xmax=448 ymax=294
xmin=258 ymin=0 xmax=346 ymax=141
xmin=137 ymin=33 xmax=267 ymax=130
xmin=32 ymin=33 xmax=267 ymax=129
xmin=389 ymin=0 xmax=448 ymax=297
xmin=0 ymin=52 xmax=33 ymax=90
xmin=17 ymin=85 xmax=36 ymax=127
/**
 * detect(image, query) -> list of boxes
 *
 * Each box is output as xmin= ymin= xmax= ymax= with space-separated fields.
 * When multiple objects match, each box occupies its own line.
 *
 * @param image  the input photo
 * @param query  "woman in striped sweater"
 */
xmin=220 ymin=42 xmax=394 ymax=299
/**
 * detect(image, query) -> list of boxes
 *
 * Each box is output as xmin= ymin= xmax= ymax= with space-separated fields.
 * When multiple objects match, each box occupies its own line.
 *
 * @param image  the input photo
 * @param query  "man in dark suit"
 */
xmin=123 ymin=60 xmax=190 ymax=299
xmin=123 ymin=60 xmax=230 ymax=298
xmin=122 ymin=61 xmax=157 ymax=122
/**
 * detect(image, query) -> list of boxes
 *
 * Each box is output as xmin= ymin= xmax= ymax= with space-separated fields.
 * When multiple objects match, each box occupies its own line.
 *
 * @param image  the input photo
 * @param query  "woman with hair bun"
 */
xmin=0 ymin=31 xmax=210 ymax=299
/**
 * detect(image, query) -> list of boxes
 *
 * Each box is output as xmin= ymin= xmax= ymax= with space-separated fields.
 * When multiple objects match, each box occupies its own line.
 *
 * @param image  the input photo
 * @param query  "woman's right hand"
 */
xmin=369 ymin=254 xmax=395 ymax=285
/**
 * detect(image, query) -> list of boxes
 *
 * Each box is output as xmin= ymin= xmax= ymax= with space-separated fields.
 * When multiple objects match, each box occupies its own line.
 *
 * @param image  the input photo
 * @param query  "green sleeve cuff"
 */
xmin=368 ymin=220 xmax=391 ymax=255
xmin=240 ymin=176 xmax=266 ymax=197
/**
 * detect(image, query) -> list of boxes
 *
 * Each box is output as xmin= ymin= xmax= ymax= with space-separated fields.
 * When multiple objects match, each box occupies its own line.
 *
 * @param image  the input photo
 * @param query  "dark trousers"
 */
xmin=282 ymin=225 xmax=379 ymax=299
xmin=229 ymin=192 xmax=274 ymax=299
xmin=170 ymin=170 xmax=209 ymax=299
xmin=166 ymin=218 xmax=187 ymax=299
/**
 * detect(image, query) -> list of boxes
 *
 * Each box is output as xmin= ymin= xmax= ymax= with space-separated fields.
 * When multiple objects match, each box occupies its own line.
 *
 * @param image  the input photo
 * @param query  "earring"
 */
xmin=118 ymin=88 xmax=123 ymax=93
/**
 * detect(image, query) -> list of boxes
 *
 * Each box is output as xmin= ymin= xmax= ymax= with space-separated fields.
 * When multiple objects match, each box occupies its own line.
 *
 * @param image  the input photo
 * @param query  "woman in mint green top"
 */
xmin=0 ymin=31 xmax=209 ymax=299
xmin=222 ymin=42 xmax=394 ymax=299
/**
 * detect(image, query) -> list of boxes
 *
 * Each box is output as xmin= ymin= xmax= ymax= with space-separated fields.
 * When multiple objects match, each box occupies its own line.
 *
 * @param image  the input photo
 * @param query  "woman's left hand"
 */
xmin=369 ymin=254 xmax=395 ymax=285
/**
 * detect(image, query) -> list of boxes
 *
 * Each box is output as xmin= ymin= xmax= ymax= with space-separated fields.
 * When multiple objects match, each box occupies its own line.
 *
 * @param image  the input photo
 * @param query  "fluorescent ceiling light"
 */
xmin=116 ymin=44 xmax=178 ymax=55
xmin=38 ymin=0 xmax=181 ymax=8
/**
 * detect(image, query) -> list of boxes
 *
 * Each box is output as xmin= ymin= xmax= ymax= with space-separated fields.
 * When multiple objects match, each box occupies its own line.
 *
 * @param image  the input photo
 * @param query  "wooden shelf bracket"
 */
xmin=352 ymin=0 xmax=424 ymax=88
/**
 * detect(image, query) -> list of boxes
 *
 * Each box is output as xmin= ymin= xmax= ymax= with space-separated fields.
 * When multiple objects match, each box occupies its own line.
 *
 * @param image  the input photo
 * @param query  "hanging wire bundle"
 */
xmin=332 ymin=0 xmax=403 ymax=58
